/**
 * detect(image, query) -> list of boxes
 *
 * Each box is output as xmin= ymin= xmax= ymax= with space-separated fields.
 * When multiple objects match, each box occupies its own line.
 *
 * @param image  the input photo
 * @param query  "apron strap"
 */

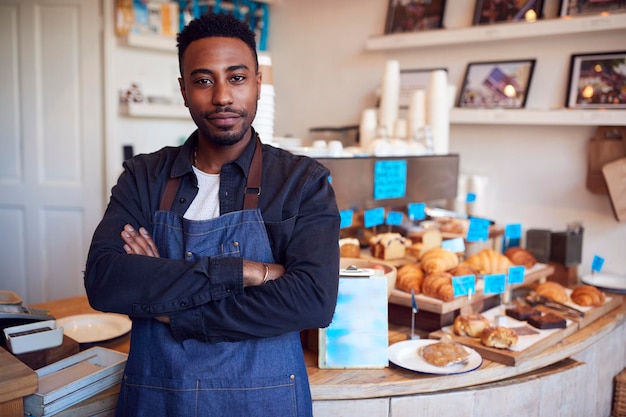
xmin=159 ymin=135 xmax=263 ymax=211
xmin=243 ymin=137 xmax=263 ymax=210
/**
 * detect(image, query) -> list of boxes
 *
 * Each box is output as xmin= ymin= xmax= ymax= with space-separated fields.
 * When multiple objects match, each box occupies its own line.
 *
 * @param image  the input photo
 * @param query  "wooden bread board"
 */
xmin=533 ymin=292 xmax=623 ymax=330
xmin=389 ymin=263 xmax=555 ymax=314
xmin=428 ymin=304 xmax=579 ymax=366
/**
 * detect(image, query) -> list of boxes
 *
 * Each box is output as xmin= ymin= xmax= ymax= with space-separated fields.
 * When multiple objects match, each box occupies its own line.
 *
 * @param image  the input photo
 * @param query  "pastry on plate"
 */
xmin=480 ymin=326 xmax=518 ymax=349
xmin=453 ymin=313 xmax=490 ymax=338
xmin=419 ymin=341 xmax=470 ymax=367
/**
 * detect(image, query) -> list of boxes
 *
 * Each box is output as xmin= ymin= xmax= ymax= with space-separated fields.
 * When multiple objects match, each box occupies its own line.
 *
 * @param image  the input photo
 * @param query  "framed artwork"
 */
xmin=473 ymin=0 xmax=544 ymax=25
xmin=399 ymin=68 xmax=447 ymax=108
xmin=559 ymin=0 xmax=626 ymax=17
xmin=384 ymin=0 xmax=447 ymax=34
xmin=458 ymin=59 xmax=536 ymax=108
xmin=566 ymin=51 xmax=626 ymax=109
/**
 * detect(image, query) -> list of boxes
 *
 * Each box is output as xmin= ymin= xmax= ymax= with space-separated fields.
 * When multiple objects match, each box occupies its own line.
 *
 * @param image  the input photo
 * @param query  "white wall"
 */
xmin=268 ymin=0 xmax=626 ymax=276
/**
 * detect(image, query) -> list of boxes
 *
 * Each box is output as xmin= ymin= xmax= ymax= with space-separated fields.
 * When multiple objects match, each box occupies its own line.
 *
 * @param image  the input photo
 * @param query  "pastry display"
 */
xmin=369 ymin=233 xmax=411 ymax=260
xmin=453 ymin=313 xmax=490 ymax=338
xmin=527 ymin=312 xmax=567 ymax=329
xmin=535 ymin=281 xmax=569 ymax=304
xmin=504 ymin=247 xmax=538 ymax=269
xmin=419 ymin=340 xmax=470 ymax=367
xmin=395 ymin=263 xmax=424 ymax=294
xmin=571 ymin=285 xmax=605 ymax=307
xmin=339 ymin=238 xmax=361 ymax=258
xmin=421 ymin=247 xmax=459 ymax=274
xmin=421 ymin=272 xmax=454 ymax=302
xmin=465 ymin=249 xmax=513 ymax=274
xmin=480 ymin=326 xmax=519 ymax=349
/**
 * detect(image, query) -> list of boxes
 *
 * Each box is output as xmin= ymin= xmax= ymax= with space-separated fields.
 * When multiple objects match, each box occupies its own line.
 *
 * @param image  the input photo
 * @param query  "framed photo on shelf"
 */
xmin=566 ymin=51 xmax=626 ymax=109
xmin=399 ymin=68 xmax=447 ymax=108
xmin=384 ymin=0 xmax=447 ymax=34
xmin=559 ymin=0 xmax=626 ymax=17
xmin=473 ymin=0 xmax=544 ymax=25
xmin=458 ymin=59 xmax=536 ymax=109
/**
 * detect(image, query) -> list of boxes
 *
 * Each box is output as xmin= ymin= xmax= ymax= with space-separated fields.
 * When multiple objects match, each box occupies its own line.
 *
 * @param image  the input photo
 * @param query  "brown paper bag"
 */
xmin=602 ymin=157 xmax=626 ymax=222
xmin=586 ymin=126 xmax=626 ymax=194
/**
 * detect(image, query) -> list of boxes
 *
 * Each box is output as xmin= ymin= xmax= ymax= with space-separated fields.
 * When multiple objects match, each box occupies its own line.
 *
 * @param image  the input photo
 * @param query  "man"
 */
xmin=84 ymin=12 xmax=340 ymax=417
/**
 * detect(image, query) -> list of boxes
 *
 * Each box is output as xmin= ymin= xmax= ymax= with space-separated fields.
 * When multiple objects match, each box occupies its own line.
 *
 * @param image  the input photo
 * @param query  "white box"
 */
xmin=3 ymin=320 xmax=63 ymax=354
xmin=23 ymin=347 xmax=127 ymax=417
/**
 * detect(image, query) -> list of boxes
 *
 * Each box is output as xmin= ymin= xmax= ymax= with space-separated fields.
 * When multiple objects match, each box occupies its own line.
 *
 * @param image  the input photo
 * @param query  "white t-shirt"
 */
xmin=183 ymin=166 xmax=220 ymax=220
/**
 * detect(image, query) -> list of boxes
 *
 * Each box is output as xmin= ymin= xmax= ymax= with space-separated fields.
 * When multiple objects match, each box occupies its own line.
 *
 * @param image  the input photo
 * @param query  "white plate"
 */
xmin=388 ymin=339 xmax=482 ymax=375
xmin=56 ymin=313 xmax=132 ymax=343
xmin=582 ymin=272 xmax=626 ymax=294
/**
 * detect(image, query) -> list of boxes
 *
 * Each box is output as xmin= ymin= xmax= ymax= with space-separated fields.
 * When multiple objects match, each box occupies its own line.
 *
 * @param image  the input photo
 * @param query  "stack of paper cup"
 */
xmin=253 ymin=54 xmax=275 ymax=143
xmin=426 ymin=70 xmax=450 ymax=155
xmin=359 ymin=108 xmax=378 ymax=152
xmin=407 ymin=89 xmax=426 ymax=140
xmin=378 ymin=60 xmax=400 ymax=141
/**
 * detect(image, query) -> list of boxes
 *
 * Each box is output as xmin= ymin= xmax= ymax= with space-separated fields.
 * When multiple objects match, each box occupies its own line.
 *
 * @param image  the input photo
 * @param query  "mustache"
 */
xmin=207 ymin=106 xmax=246 ymax=117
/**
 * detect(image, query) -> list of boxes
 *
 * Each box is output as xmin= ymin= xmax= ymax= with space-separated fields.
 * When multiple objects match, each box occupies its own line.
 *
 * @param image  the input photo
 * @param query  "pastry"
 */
xmin=571 ymin=285 xmax=605 ymax=307
xmin=406 ymin=242 xmax=425 ymax=259
xmin=465 ymin=249 xmax=513 ymax=274
xmin=339 ymin=238 xmax=360 ymax=258
xmin=505 ymin=305 xmax=540 ymax=321
xmin=420 ymin=247 xmax=459 ymax=274
xmin=369 ymin=233 xmax=410 ymax=260
xmin=453 ymin=313 xmax=490 ymax=338
xmin=421 ymin=272 xmax=454 ymax=302
xmin=480 ymin=326 xmax=518 ymax=349
xmin=527 ymin=312 xmax=567 ymax=329
xmin=449 ymin=263 xmax=478 ymax=277
xmin=504 ymin=247 xmax=537 ymax=269
xmin=535 ymin=281 xmax=569 ymax=304
xmin=419 ymin=341 xmax=469 ymax=367
xmin=395 ymin=263 xmax=424 ymax=294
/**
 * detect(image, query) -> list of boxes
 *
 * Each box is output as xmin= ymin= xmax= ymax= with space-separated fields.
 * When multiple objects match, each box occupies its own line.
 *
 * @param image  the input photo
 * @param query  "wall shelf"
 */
xmin=366 ymin=13 xmax=626 ymax=51
xmin=120 ymin=102 xmax=190 ymax=119
xmin=450 ymin=108 xmax=626 ymax=126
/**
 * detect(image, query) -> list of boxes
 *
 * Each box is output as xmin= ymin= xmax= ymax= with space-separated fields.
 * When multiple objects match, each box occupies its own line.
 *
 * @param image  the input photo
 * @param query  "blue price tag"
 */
xmin=507 ymin=265 xmax=525 ymax=285
xmin=592 ymin=255 xmax=605 ymax=272
xmin=466 ymin=217 xmax=490 ymax=242
xmin=483 ymin=274 xmax=506 ymax=295
xmin=466 ymin=192 xmax=476 ymax=203
xmin=452 ymin=275 xmax=476 ymax=298
xmin=339 ymin=210 xmax=353 ymax=229
xmin=373 ymin=160 xmax=407 ymax=200
xmin=441 ymin=237 xmax=465 ymax=253
xmin=504 ymin=223 xmax=522 ymax=239
xmin=364 ymin=207 xmax=385 ymax=228
xmin=386 ymin=211 xmax=404 ymax=226
xmin=407 ymin=202 xmax=426 ymax=221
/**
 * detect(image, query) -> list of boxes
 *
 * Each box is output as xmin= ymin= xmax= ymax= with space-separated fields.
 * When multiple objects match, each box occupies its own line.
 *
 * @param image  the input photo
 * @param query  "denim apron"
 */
xmin=117 ymin=139 xmax=312 ymax=417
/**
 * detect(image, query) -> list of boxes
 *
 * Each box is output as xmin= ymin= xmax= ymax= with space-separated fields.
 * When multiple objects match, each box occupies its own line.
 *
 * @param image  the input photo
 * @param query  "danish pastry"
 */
xmin=480 ymin=326 xmax=518 ymax=349
xmin=453 ymin=313 xmax=490 ymax=338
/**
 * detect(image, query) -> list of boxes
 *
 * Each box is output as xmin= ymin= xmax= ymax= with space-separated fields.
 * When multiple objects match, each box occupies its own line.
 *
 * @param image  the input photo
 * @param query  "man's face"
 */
xmin=179 ymin=36 xmax=261 ymax=147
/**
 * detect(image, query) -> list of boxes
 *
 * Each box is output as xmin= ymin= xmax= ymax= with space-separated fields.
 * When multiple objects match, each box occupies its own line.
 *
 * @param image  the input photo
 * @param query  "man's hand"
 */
xmin=121 ymin=224 xmax=160 ymax=257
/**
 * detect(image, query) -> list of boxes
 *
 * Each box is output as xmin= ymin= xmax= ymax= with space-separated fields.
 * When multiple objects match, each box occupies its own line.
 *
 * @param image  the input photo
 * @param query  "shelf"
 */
xmin=366 ymin=13 xmax=626 ymax=51
xmin=450 ymin=108 xmax=626 ymax=126
xmin=120 ymin=102 xmax=190 ymax=119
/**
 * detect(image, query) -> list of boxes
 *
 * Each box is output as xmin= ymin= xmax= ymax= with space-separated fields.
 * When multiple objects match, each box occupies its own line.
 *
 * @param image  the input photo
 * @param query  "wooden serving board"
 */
xmin=428 ymin=304 xmax=579 ymax=366
xmin=389 ymin=263 xmax=555 ymax=314
xmin=535 ymin=293 xmax=623 ymax=330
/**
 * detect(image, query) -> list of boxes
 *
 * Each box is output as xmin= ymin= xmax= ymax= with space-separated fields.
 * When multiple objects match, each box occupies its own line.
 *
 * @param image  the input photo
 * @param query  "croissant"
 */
xmin=465 ymin=249 xmax=513 ymax=274
xmin=449 ymin=263 xmax=478 ymax=277
xmin=395 ymin=263 xmax=424 ymax=294
xmin=504 ymin=247 xmax=537 ymax=269
xmin=420 ymin=247 xmax=459 ymax=274
xmin=571 ymin=285 xmax=605 ymax=307
xmin=422 ymin=272 xmax=454 ymax=302
xmin=535 ymin=281 xmax=569 ymax=304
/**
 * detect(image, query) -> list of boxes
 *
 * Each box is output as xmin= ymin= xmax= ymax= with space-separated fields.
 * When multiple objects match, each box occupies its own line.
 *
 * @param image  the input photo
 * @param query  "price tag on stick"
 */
xmin=483 ymin=274 xmax=506 ymax=295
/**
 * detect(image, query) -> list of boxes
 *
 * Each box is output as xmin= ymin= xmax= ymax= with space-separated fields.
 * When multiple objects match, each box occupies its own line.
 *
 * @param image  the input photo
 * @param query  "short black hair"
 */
xmin=177 ymin=13 xmax=258 ymax=76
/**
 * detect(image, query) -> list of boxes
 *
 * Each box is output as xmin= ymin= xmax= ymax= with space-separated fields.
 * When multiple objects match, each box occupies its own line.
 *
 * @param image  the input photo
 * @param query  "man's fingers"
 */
xmin=121 ymin=224 xmax=159 ymax=257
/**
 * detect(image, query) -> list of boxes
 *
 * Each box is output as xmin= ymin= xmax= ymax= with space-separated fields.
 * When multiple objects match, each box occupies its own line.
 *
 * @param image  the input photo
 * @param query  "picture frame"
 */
xmin=399 ymin=68 xmax=447 ymax=108
xmin=473 ymin=0 xmax=544 ymax=25
xmin=458 ymin=59 xmax=536 ymax=109
xmin=559 ymin=0 xmax=626 ymax=17
xmin=566 ymin=51 xmax=626 ymax=109
xmin=384 ymin=0 xmax=447 ymax=34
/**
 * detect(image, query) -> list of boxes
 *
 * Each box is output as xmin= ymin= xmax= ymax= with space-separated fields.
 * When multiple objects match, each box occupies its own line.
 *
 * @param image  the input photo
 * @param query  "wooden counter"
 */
xmin=32 ymin=294 xmax=626 ymax=417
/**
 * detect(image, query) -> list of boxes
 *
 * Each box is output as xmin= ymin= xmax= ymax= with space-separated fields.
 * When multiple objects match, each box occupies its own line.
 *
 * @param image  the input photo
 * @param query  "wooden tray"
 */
xmin=389 ymin=263 xmax=555 ymax=314
xmin=428 ymin=304 xmax=579 ymax=366
xmin=530 ymin=292 xmax=623 ymax=330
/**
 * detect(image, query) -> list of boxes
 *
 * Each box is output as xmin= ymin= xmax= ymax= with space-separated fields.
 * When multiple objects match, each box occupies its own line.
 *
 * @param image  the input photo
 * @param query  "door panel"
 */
xmin=0 ymin=0 xmax=103 ymax=304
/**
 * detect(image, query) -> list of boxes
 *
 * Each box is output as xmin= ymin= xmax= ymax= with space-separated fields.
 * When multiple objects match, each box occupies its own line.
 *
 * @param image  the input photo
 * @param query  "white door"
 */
xmin=0 ymin=0 xmax=103 ymax=304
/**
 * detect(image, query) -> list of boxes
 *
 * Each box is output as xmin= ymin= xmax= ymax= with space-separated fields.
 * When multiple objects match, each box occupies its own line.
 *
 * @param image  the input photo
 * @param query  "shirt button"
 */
xmin=186 ymin=251 xmax=193 ymax=258
xmin=233 ymin=242 xmax=239 ymax=247
xmin=179 ymin=301 xmax=188 ymax=307
xmin=225 ymin=287 xmax=231 ymax=293
xmin=290 ymin=375 xmax=295 ymax=380
xmin=179 ymin=198 xmax=186 ymax=203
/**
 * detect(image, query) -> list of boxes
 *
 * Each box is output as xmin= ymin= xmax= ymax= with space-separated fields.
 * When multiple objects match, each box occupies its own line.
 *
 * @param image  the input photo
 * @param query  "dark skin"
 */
xmin=120 ymin=37 xmax=285 ymax=322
